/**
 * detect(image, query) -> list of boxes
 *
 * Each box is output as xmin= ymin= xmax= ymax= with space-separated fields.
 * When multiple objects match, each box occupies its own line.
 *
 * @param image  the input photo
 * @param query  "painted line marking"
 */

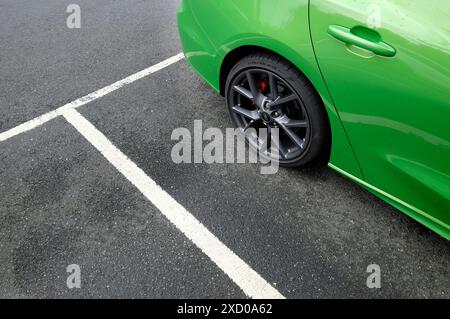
xmin=62 ymin=107 xmax=285 ymax=299
xmin=0 ymin=53 xmax=185 ymax=142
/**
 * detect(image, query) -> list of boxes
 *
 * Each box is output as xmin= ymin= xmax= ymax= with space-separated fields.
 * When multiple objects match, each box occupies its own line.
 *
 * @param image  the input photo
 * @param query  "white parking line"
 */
xmin=0 ymin=53 xmax=185 ymax=142
xmin=62 ymin=107 xmax=285 ymax=299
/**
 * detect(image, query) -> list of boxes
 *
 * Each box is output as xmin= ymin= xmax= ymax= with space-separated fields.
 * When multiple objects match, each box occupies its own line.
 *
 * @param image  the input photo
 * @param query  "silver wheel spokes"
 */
xmin=230 ymin=69 xmax=310 ymax=161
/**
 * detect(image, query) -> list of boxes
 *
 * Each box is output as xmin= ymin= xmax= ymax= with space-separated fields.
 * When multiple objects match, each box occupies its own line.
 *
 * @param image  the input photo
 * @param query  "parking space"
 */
xmin=0 ymin=118 xmax=246 ymax=298
xmin=0 ymin=1 xmax=449 ymax=299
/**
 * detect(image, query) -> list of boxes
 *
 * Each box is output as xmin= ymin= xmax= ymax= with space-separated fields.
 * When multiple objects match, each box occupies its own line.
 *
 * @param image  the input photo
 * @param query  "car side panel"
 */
xmin=310 ymin=0 xmax=450 ymax=239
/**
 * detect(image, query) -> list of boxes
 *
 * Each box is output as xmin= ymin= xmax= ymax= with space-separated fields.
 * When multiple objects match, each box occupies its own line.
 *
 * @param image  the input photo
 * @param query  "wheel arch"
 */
xmin=220 ymin=45 xmax=312 ymax=97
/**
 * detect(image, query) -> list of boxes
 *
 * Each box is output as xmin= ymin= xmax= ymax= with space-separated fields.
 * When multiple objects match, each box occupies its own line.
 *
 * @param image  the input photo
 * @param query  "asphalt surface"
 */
xmin=1 ymin=0 xmax=449 ymax=298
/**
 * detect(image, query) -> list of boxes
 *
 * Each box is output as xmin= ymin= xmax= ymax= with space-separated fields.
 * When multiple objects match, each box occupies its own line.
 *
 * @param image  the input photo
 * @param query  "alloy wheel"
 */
xmin=229 ymin=68 xmax=311 ymax=163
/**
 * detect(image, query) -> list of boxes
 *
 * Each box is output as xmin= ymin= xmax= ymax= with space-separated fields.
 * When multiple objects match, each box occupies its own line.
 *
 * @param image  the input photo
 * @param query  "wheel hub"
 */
xmin=259 ymin=98 xmax=279 ymax=124
xmin=256 ymin=97 xmax=269 ymax=124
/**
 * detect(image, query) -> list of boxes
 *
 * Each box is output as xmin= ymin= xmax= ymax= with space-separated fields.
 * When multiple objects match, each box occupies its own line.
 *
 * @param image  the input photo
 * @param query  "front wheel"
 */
xmin=225 ymin=53 xmax=329 ymax=167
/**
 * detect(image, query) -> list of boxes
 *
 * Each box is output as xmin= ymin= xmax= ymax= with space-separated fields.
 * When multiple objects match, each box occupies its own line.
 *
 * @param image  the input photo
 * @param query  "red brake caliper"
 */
xmin=257 ymin=79 xmax=269 ymax=93
xmin=252 ymin=79 xmax=269 ymax=106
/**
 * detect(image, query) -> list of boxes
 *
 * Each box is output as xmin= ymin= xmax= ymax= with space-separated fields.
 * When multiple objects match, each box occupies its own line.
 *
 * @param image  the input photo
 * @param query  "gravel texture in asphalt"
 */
xmin=0 ymin=0 xmax=449 ymax=298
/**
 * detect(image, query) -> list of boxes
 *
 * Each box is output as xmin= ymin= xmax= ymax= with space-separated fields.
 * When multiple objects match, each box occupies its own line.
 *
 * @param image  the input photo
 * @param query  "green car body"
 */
xmin=177 ymin=0 xmax=450 ymax=240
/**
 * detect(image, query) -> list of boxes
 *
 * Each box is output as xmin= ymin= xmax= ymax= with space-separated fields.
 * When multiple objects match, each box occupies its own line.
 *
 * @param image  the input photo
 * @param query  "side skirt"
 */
xmin=328 ymin=163 xmax=450 ymax=241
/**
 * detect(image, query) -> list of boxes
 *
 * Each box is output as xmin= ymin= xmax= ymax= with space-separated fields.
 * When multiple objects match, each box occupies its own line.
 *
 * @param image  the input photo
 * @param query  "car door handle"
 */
xmin=327 ymin=25 xmax=396 ymax=57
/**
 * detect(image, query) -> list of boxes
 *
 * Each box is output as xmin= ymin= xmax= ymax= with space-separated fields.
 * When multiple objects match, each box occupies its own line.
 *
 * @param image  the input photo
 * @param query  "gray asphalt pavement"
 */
xmin=0 ymin=0 xmax=449 ymax=298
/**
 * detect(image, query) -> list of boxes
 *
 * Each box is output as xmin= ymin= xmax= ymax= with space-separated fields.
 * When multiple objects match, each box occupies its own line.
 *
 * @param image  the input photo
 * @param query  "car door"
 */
xmin=309 ymin=0 xmax=450 ymax=231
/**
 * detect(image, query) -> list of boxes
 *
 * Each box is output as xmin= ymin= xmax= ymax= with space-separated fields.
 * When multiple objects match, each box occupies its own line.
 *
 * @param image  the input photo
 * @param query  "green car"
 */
xmin=177 ymin=0 xmax=450 ymax=240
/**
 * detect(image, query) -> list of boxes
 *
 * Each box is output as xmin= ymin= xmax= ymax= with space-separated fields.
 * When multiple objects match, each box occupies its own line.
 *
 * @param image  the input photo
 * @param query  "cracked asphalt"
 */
xmin=0 ymin=0 xmax=449 ymax=298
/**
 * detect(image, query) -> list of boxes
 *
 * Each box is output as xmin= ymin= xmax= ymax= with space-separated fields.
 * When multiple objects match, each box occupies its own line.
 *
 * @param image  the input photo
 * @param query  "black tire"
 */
xmin=225 ymin=53 xmax=329 ymax=167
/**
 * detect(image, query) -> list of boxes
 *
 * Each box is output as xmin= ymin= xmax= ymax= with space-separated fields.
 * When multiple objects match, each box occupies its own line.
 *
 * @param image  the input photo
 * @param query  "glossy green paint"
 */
xmin=177 ymin=0 xmax=450 ymax=240
xmin=310 ymin=0 xmax=450 ymax=240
